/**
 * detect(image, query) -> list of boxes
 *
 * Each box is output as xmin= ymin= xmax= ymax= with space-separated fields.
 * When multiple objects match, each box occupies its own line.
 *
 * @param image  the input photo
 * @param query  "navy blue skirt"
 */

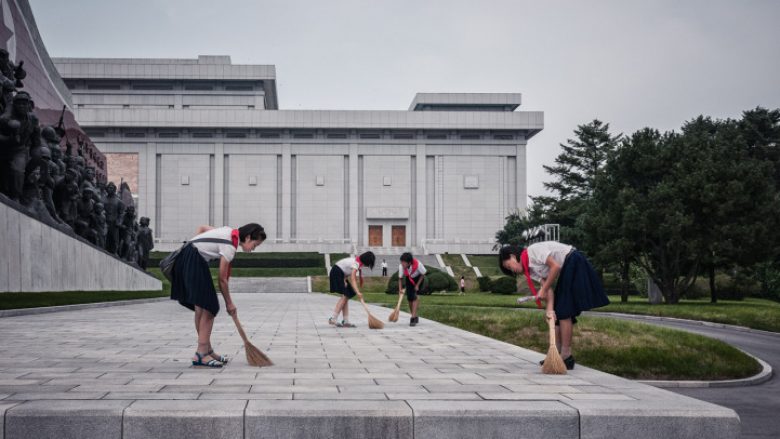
xmin=329 ymin=266 xmax=356 ymax=299
xmin=170 ymin=244 xmax=220 ymax=316
xmin=553 ymin=251 xmax=610 ymax=324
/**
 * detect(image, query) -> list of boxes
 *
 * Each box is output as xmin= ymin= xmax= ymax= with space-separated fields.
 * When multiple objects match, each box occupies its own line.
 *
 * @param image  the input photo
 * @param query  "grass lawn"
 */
xmin=0 ymin=290 xmax=167 ymax=310
xmin=468 ymin=254 xmax=503 ymax=277
xmin=424 ymin=306 xmax=761 ymax=380
xmin=598 ymin=296 xmax=780 ymax=333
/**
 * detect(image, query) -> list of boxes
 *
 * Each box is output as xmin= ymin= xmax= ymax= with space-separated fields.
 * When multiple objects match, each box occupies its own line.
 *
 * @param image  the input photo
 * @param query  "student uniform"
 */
xmin=329 ymin=257 xmax=362 ymax=299
xmin=524 ymin=241 xmax=609 ymax=324
xmin=170 ymin=226 xmax=237 ymax=316
xmin=400 ymin=259 xmax=428 ymax=301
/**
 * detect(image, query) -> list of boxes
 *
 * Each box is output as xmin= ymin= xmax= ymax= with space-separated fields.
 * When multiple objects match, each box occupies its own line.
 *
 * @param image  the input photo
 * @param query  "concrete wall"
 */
xmin=0 ymin=200 xmax=162 ymax=292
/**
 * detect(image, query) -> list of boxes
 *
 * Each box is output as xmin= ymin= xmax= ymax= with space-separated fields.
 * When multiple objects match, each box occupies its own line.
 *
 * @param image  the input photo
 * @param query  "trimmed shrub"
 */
xmin=491 ymin=276 xmax=518 ymax=295
xmin=385 ymin=272 xmax=401 ymax=294
xmin=477 ymin=276 xmax=493 ymax=292
xmin=386 ymin=268 xmax=457 ymax=294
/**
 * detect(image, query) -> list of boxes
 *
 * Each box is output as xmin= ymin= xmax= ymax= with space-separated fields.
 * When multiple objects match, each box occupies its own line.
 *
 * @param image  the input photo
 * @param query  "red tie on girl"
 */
xmin=226 ymin=228 xmax=239 ymax=280
xmin=521 ymin=249 xmax=543 ymax=309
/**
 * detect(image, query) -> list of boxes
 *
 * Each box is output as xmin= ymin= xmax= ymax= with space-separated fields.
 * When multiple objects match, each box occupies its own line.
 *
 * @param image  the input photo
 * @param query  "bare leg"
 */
xmin=192 ymin=306 xmax=217 ymax=362
xmin=194 ymin=307 xmax=202 ymax=336
xmin=559 ymin=318 xmax=573 ymax=358
xmin=342 ymin=300 xmax=350 ymax=322
xmin=332 ymin=296 xmax=346 ymax=320
xmin=410 ymin=299 xmax=419 ymax=318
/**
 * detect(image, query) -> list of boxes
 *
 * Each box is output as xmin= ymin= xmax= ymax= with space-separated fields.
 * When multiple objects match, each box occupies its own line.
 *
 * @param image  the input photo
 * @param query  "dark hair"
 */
xmin=358 ymin=251 xmax=376 ymax=270
xmin=238 ymin=223 xmax=266 ymax=242
xmin=498 ymin=245 xmax=524 ymax=277
xmin=400 ymin=252 xmax=413 ymax=264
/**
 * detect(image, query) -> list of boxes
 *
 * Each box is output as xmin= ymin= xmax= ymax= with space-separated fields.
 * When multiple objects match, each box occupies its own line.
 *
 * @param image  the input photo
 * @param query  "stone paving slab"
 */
xmin=0 ymin=292 xmax=740 ymax=438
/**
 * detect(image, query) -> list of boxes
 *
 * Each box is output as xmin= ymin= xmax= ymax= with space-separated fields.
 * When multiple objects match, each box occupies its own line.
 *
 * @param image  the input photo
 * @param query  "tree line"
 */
xmin=497 ymin=108 xmax=780 ymax=304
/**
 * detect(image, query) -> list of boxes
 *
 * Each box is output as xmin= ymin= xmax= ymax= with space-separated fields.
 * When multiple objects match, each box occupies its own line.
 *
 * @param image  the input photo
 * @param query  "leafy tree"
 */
xmin=533 ymin=120 xmax=620 ymax=249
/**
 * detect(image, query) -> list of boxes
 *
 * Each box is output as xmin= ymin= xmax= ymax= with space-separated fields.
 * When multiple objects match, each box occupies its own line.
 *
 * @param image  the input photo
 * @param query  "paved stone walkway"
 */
xmin=0 ymin=292 xmax=740 ymax=438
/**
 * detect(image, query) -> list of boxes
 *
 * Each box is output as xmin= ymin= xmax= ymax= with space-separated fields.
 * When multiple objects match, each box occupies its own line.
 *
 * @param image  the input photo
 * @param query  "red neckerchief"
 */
xmin=355 ymin=257 xmax=364 ymax=288
xmin=227 ymin=229 xmax=239 ymax=279
xmin=521 ymin=249 xmax=543 ymax=309
xmin=404 ymin=259 xmax=420 ymax=286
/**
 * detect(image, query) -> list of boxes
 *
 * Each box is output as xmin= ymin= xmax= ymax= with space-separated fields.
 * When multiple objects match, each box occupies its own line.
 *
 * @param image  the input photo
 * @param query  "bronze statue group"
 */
xmin=0 ymin=49 xmax=154 ymax=269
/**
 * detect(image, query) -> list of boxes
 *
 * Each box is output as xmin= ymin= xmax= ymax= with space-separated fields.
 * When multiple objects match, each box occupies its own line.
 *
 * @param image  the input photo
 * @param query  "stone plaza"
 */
xmin=0 ymin=286 xmax=740 ymax=439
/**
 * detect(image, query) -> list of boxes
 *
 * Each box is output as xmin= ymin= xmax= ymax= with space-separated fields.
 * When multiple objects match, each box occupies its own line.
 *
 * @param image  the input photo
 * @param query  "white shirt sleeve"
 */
xmin=417 ymin=263 xmax=427 ymax=275
xmin=218 ymin=244 xmax=237 ymax=263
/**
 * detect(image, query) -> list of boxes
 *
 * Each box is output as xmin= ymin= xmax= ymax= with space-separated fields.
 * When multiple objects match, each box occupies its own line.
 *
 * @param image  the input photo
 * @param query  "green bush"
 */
xmin=490 ymin=276 xmax=518 ymax=295
xmin=477 ymin=277 xmax=493 ymax=292
xmin=385 ymin=272 xmax=401 ymax=294
xmin=385 ymin=268 xmax=457 ymax=294
xmin=149 ymin=252 xmax=324 ymax=268
xmin=428 ymin=270 xmax=458 ymax=292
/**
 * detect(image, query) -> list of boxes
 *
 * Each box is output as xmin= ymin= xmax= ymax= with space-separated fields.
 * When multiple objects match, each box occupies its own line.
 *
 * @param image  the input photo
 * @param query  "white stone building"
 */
xmin=53 ymin=56 xmax=543 ymax=253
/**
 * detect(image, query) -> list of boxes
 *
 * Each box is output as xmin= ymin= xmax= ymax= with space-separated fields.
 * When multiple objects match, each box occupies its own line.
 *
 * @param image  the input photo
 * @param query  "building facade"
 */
xmin=53 ymin=56 xmax=543 ymax=253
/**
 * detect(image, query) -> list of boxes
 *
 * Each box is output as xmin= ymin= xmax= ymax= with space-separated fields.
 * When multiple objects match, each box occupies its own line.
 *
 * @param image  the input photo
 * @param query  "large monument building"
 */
xmin=53 ymin=55 xmax=543 ymax=253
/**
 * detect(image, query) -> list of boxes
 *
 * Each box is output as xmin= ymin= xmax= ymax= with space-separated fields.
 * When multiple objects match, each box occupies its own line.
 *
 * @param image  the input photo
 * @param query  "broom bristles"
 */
xmin=368 ymin=313 xmax=384 ymax=329
xmin=388 ymin=308 xmax=399 ymax=322
xmin=541 ymin=345 xmax=567 ymax=374
xmin=244 ymin=341 xmax=273 ymax=367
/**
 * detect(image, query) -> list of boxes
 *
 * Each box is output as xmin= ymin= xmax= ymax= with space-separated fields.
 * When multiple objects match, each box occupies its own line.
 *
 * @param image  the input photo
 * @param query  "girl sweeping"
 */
xmin=171 ymin=223 xmax=266 ymax=367
xmin=397 ymin=252 xmax=428 ymax=326
xmin=498 ymin=242 xmax=609 ymax=370
xmin=328 ymin=252 xmax=376 ymax=327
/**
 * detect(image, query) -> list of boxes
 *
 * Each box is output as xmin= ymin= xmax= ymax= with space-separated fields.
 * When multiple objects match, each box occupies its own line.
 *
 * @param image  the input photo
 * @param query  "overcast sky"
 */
xmin=29 ymin=0 xmax=780 ymax=199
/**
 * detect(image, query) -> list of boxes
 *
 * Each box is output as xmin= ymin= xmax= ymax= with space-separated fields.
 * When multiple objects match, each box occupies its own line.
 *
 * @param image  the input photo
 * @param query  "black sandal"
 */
xmin=192 ymin=351 xmax=223 ymax=368
xmin=208 ymin=349 xmax=229 ymax=364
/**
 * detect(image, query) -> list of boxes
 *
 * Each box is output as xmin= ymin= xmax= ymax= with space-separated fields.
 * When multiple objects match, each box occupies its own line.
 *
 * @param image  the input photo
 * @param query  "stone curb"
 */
xmin=0 ymin=297 xmax=168 ymax=318
xmin=637 ymin=349 xmax=773 ymax=388
xmin=588 ymin=311 xmax=776 ymax=388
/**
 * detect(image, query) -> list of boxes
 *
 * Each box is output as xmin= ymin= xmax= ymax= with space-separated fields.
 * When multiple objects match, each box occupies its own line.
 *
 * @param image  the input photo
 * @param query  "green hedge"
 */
xmin=148 ymin=252 xmax=324 ymax=268
xmin=491 ymin=276 xmax=518 ymax=294
xmin=477 ymin=276 xmax=519 ymax=294
xmin=385 ymin=268 xmax=458 ymax=294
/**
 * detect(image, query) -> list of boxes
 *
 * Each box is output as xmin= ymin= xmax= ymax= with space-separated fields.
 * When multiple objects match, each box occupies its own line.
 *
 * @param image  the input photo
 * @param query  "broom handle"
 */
xmin=231 ymin=313 xmax=250 ymax=344
xmin=394 ymin=294 xmax=404 ymax=313
xmin=359 ymin=297 xmax=372 ymax=316
xmin=547 ymin=317 xmax=557 ymax=347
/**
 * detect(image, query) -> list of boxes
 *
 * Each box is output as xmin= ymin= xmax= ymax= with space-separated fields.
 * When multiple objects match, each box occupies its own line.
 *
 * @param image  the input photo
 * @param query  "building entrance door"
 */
xmin=391 ymin=225 xmax=406 ymax=247
xmin=368 ymin=225 xmax=383 ymax=247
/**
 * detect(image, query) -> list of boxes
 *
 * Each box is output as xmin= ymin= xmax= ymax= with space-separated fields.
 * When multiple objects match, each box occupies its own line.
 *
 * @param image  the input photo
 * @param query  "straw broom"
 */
xmin=388 ymin=294 xmax=403 ymax=322
xmin=230 ymin=313 xmax=273 ymax=367
xmin=359 ymin=297 xmax=384 ymax=329
xmin=541 ymin=316 xmax=566 ymax=375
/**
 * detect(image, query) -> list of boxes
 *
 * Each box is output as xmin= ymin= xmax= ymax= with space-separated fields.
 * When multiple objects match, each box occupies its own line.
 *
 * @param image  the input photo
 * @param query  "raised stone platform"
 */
xmin=0 ymin=292 xmax=740 ymax=438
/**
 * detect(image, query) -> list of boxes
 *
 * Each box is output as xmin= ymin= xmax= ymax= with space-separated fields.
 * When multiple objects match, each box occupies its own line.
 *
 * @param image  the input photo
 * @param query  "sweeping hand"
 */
xmin=546 ymin=310 xmax=556 ymax=321
xmin=356 ymin=291 xmax=363 ymax=299
xmin=226 ymin=302 xmax=237 ymax=317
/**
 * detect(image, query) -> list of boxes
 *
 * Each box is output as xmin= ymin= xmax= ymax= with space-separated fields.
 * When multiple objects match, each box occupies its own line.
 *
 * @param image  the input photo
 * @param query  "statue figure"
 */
xmin=0 ymin=78 xmax=14 ymax=115
xmin=75 ymin=188 xmax=95 ymax=242
xmin=80 ymin=166 xmax=96 ymax=193
xmin=53 ymin=167 xmax=80 ymax=227
xmin=103 ymin=182 xmax=124 ymax=255
xmin=0 ymin=92 xmax=34 ymax=201
xmin=21 ymin=159 xmax=56 ymax=223
xmin=118 ymin=204 xmax=136 ymax=259
xmin=93 ymin=202 xmax=107 ymax=249
xmin=0 ymin=49 xmax=26 ymax=88
xmin=34 ymin=146 xmax=63 ymax=224
xmin=137 ymin=216 xmax=154 ymax=269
